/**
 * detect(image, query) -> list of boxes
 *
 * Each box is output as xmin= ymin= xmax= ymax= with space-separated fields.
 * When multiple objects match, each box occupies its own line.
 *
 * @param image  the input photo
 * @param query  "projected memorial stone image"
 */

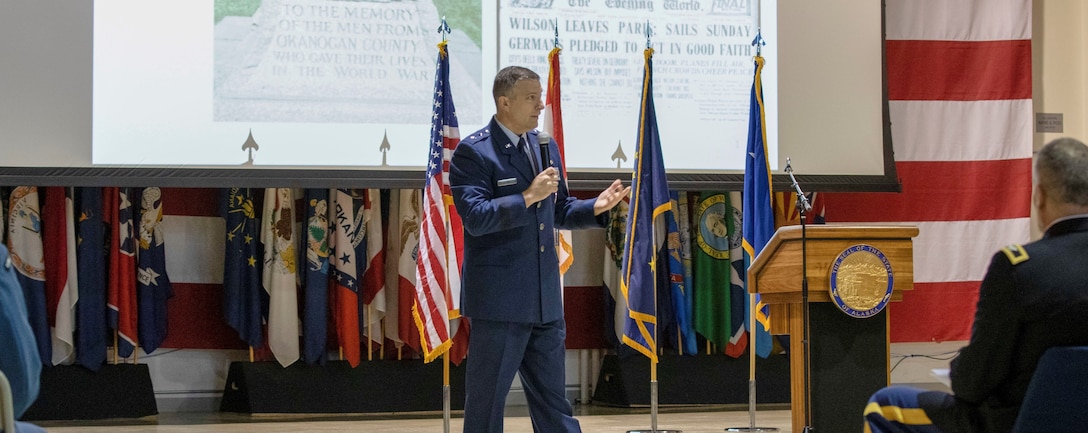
xmin=213 ymin=0 xmax=483 ymax=124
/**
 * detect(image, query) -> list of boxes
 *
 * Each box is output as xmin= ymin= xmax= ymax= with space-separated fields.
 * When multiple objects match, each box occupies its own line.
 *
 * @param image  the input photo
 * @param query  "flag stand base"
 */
xmin=22 ymin=363 xmax=157 ymax=420
xmin=220 ymin=359 xmax=466 ymax=413
xmin=593 ymin=353 xmax=790 ymax=407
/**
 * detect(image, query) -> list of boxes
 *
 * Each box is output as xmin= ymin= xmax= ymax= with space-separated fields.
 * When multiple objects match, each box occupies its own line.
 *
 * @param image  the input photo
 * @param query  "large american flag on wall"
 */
xmin=823 ymin=0 xmax=1033 ymax=342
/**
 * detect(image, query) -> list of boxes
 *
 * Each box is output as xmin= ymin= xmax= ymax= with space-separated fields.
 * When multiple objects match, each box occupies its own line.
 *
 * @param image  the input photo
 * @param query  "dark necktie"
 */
xmin=518 ymin=136 xmax=540 ymax=173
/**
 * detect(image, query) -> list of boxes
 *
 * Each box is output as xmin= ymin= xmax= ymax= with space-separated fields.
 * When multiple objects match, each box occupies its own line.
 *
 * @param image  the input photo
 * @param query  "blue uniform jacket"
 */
xmin=450 ymin=117 xmax=604 ymax=324
xmin=0 ymin=244 xmax=42 ymax=419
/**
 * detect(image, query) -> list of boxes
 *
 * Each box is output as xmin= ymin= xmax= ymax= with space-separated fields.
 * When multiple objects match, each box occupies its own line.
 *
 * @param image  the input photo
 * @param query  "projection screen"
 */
xmin=0 ymin=0 xmax=896 ymax=191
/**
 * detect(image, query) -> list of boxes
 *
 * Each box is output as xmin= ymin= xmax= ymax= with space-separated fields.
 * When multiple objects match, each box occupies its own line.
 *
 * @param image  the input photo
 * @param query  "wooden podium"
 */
xmin=748 ymin=225 xmax=918 ymax=433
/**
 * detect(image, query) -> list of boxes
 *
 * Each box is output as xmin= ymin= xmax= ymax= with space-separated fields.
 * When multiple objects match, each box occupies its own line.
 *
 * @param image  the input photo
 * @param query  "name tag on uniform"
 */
xmin=498 ymin=178 xmax=517 ymax=187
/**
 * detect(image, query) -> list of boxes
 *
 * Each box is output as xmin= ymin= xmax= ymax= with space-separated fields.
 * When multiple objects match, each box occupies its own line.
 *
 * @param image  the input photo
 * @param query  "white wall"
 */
xmin=1031 ymin=0 xmax=1088 ymax=239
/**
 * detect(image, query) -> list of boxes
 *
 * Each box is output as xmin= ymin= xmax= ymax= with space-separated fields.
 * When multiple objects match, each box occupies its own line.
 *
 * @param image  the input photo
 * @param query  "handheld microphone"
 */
xmin=537 ymin=130 xmax=551 ymax=173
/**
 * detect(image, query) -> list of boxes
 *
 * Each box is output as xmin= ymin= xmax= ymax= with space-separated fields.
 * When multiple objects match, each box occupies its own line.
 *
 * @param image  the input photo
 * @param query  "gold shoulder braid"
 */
xmin=1001 ymin=244 xmax=1029 ymax=265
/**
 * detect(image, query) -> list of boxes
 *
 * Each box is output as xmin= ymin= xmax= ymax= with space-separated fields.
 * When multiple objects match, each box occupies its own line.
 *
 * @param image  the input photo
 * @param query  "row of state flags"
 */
xmin=1 ymin=180 xmax=811 ymax=373
xmin=213 ymin=41 xmax=477 ymax=368
xmin=4 ymin=186 xmax=171 ymax=369
xmin=221 ymin=186 xmax=465 ymax=368
xmin=2 ymin=184 xmax=464 ymax=370
xmin=603 ymin=188 xmax=823 ymax=359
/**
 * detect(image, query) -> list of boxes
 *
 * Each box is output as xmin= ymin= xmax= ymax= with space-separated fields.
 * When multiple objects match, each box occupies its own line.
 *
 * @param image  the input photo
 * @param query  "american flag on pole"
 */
xmin=413 ymin=40 xmax=464 ymax=363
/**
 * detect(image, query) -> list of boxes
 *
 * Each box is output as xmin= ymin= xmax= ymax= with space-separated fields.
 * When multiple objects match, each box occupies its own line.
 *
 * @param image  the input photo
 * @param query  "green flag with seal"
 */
xmin=693 ymin=191 xmax=734 ymax=351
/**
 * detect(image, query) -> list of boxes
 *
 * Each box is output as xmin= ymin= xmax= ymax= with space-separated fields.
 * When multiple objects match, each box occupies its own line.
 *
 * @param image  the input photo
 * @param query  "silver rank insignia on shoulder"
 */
xmin=1001 ymin=244 xmax=1029 ymax=265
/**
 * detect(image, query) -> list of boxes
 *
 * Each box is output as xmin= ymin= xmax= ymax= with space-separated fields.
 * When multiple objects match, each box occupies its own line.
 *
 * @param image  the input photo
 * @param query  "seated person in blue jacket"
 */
xmin=0 ymin=244 xmax=46 ymax=433
xmin=863 ymin=137 xmax=1088 ymax=432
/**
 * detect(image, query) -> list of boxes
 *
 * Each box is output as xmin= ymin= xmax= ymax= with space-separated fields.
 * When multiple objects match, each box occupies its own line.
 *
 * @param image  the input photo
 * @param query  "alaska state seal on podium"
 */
xmin=828 ymin=244 xmax=895 ymax=318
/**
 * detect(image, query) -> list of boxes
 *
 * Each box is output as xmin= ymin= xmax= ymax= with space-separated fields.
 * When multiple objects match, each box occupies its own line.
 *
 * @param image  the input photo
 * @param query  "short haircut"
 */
xmin=1036 ymin=137 xmax=1088 ymax=207
xmin=493 ymin=66 xmax=540 ymax=103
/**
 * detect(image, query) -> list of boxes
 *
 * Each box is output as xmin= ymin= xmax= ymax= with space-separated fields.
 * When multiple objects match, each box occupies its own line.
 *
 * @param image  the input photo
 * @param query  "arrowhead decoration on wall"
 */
xmin=611 ymin=140 xmax=627 ymax=169
xmin=241 ymin=129 xmax=259 ymax=166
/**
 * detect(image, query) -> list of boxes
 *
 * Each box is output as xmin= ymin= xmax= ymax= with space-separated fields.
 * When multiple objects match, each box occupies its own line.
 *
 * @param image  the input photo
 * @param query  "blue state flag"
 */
xmin=136 ymin=187 xmax=173 ymax=354
xmin=7 ymin=186 xmax=51 ymax=364
xmin=665 ymin=191 xmax=696 ymax=355
xmin=222 ymin=188 xmax=265 ymax=349
xmin=301 ymin=189 xmax=330 ymax=364
xmin=76 ymin=187 xmax=108 ymax=370
xmin=741 ymin=55 xmax=775 ymax=358
xmin=620 ymin=48 xmax=672 ymax=362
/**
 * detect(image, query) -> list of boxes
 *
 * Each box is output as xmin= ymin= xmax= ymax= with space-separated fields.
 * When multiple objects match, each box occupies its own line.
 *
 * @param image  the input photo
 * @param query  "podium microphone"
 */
xmin=785 ymin=157 xmax=812 ymax=213
xmin=537 ymin=130 xmax=551 ymax=172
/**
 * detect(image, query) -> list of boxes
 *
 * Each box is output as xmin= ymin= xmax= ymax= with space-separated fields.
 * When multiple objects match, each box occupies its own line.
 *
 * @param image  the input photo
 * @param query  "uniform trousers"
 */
xmin=463 ymin=318 xmax=580 ymax=433
xmin=865 ymin=385 xmax=976 ymax=433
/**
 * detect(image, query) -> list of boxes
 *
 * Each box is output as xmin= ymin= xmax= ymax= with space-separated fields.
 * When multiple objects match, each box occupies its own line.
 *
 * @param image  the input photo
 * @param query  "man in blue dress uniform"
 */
xmin=450 ymin=65 xmax=629 ymax=433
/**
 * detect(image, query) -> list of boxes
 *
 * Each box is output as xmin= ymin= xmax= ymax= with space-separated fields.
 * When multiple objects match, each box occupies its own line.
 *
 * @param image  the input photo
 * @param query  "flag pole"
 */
xmin=724 ymin=294 xmax=774 ymax=432
xmin=628 ymin=28 xmax=680 ymax=433
xmin=443 ymin=352 xmax=451 ymax=433
xmin=748 ymin=12 xmax=763 ymax=430
xmin=627 ymin=249 xmax=680 ymax=433
xmin=436 ymin=16 xmax=454 ymax=433
xmin=652 ymin=360 xmax=660 ymax=431
xmin=725 ymin=6 xmax=777 ymax=429
xmin=367 ymin=304 xmax=374 ymax=361
xmin=651 ymin=244 xmax=664 ymax=433
xmin=113 ymin=332 xmax=119 ymax=364
xmin=749 ymin=295 xmax=757 ymax=428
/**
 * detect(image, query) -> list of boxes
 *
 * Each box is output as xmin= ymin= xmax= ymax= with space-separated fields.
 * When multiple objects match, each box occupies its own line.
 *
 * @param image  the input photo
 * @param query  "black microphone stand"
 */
xmin=785 ymin=158 xmax=814 ymax=433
